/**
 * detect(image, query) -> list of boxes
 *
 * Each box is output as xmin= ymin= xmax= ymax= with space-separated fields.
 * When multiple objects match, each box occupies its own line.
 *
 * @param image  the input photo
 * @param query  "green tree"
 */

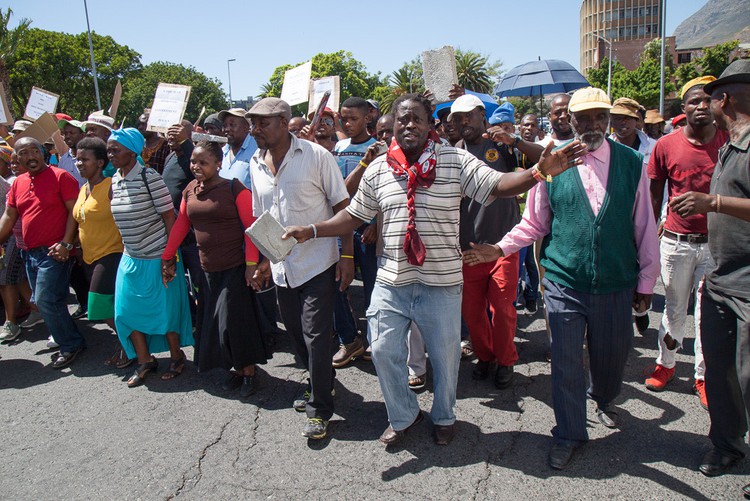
xmin=0 ymin=8 xmax=31 ymax=116
xmin=585 ymin=38 xmax=676 ymax=109
xmin=674 ymin=40 xmax=740 ymax=88
xmin=455 ymin=49 xmax=502 ymax=94
xmin=260 ymin=51 xmax=384 ymax=115
xmin=119 ymin=61 xmax=228 ymax=127
xmin=8 ymin=28 xmax=141 ymax=119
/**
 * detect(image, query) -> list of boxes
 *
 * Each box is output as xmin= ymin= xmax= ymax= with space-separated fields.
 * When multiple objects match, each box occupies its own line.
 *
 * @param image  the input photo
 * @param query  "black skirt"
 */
xmin=195 ymin=264 xmax=271 ymax=372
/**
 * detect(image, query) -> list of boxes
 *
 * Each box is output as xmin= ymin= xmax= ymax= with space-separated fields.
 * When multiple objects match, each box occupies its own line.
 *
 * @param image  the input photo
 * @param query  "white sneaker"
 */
xmin=46 ymin=335 xmax=59 ymax=349
xmin=0 ymin=321 xmax=21 ymax=341
xmin=20 ymin=311 xmax=44 ymax=329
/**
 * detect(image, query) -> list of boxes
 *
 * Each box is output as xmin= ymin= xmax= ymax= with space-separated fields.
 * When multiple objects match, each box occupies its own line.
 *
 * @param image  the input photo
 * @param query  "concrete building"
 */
xmin=580 ymin=0 xmax=664 ymax=72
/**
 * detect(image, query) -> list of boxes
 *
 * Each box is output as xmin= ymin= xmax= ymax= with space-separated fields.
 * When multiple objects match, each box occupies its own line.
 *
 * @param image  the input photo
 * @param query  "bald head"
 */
xmin=13 ymin=136 xmax=44 ymax=155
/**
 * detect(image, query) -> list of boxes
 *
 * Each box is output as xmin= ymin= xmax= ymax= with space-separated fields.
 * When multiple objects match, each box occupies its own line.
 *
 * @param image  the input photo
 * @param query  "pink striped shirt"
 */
xmin=499 ymin=140 xmax=660 ymax=294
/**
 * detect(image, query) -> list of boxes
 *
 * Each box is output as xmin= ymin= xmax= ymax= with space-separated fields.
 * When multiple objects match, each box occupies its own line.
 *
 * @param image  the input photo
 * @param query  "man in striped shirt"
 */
xmin=283 ymin=94 xmax=586 ymax=447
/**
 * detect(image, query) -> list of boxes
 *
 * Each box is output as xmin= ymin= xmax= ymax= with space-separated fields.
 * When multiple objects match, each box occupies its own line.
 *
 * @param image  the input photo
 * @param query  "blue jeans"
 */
xmin=23 ymin=248 xmax=85 ymax=353
xmin=367 ymin=282 xmax=461 ymax=429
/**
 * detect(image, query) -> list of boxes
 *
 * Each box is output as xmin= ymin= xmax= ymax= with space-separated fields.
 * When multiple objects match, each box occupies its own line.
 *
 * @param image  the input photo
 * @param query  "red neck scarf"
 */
xmin=386 ymin=130 xmax=441 ymax=266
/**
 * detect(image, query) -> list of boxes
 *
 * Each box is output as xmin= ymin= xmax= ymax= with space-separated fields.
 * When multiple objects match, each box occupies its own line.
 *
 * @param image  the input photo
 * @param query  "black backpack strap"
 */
xmin=140 ymin=166 xmax=154 ymax=202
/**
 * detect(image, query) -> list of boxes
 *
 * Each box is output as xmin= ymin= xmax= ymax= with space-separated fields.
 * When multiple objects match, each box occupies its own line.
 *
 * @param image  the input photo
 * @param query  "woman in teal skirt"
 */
xmin=109 ymin=128 xmax=193 ymax=387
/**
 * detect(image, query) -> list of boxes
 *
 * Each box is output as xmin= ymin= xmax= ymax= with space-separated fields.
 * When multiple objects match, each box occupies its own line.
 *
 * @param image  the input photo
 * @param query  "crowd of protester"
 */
xmin=1 ymin=58 xmax=749 ymax=496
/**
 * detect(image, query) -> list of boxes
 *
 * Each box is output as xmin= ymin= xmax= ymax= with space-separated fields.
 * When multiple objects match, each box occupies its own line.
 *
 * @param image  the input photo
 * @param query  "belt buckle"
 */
xmin=687 ymin=234 xmax=699 ymax=244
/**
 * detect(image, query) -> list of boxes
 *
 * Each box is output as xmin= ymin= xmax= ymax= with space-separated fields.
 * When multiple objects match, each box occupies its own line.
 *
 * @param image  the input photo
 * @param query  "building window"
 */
xmin=678 ymin=53 xmax=692 ymax=64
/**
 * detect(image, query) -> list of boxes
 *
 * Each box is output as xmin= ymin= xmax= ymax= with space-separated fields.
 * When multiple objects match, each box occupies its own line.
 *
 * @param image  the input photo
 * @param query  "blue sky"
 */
xmin=8 ymin=0 xmax=707 ymax=101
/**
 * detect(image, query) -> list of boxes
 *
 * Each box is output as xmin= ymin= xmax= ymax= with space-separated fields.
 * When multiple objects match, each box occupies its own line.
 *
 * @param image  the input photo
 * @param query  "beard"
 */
xmin=572 ymin=123 xmax=605 ymax=151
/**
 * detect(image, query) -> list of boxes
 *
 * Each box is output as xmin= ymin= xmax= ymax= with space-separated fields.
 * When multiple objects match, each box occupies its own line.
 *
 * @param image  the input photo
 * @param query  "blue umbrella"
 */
xmin=494 ymin=59 xmax=590 ymax=97
xmin=433 ymin=90 xmax=499 ymax=121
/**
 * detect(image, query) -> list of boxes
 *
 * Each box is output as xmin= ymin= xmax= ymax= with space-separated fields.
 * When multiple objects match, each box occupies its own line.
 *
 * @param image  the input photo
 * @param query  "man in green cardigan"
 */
xmin=464 ymin=87 xmax=661 ymax=470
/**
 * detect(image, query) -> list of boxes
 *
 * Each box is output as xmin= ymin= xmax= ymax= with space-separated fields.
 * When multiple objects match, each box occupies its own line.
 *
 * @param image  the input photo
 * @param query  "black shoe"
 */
xmin=596 ymin=407 xmax=619 ymax=428
xmin=293 ymin=383 xmax=335 ymax=412
xmin=634 ymin=314 xmax=649 ymax=334
xmin=472 ymin=360 xmax=491 ymax=380
xmin=51 ymin=346 xmax=85 ymax=369
xmin=239 ymin=375 xmax=257 ymax=398
xmin=494 ymin=365 xmax=514 ymax=389
xmin=221 ymin=372 xmax=242 ymax=391
xmin=433 ymin=424 xmax=456 ymax=445
xmin=699 ymin=448 xmax=742 ymax=477
xmin=742 ymin=482 xmax=750 ymax=499
xmin=548 ymin=443 xmax=577 ymax=470
xmin=525 ymin=299 xmax=537 ymax=314
xmin=71 ymin=306 xmax=88 ymax=320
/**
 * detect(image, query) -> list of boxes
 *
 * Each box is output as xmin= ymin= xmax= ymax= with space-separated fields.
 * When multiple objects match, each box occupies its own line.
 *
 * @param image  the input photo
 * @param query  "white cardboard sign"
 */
xmin=146 ymin=83 xmax=191 ymax=133
xmin=308 ymin=76 xmax=340 ymax=115
xmin=280 ymin=61 xmax=312 ymax=106
xmin=24 ymin=86 xmax=60 ymax=121
xmin=0 ymin=83 xmax=12 ymax=125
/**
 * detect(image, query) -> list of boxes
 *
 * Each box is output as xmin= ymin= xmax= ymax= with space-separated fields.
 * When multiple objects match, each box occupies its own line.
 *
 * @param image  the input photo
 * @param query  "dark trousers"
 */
xmin=276 ymin=265 xmax=336 ymax=420
xmin=701 ymin=284 xmax=750 ymax=459
xmin=69 ymin=258 xmax=89 ymax=309
xmin=544 ymin=278 xmax=633 ymax=446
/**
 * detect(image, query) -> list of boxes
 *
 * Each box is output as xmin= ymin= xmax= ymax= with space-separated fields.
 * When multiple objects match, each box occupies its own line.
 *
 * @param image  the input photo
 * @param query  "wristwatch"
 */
xmin=58 ymin=241 xmax=74 ymax=251
xmin=512 ymin=134 xmax=522 ymax=148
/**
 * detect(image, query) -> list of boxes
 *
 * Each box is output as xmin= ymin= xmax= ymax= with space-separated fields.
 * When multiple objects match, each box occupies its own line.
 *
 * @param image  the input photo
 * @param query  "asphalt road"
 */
xmin=0 ymin=281 xmax=748 ymax=500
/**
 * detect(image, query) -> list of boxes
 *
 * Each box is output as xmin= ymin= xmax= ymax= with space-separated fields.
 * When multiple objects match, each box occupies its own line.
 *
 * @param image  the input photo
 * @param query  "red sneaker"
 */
xmin=693 ymin=379 xmax=709 ymax=410
xmin=645 ymin=364 xmax=675 ymax=391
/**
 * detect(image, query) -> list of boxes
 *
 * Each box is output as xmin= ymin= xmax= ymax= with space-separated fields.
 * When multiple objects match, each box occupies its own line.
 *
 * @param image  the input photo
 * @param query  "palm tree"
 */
xmin=0 ymin=8 xmax=31 ymax=118
xmin=455 ymin=51 xmax=495 ymax=94
xmin=379 ymin=65 xmax=424 ymax=114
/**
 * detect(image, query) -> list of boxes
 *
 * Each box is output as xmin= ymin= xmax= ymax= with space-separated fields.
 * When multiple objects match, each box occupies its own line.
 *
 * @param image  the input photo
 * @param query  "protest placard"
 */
xmin=146 ymin=83 xmax=191 ymax=133
xmin=24 ymin=87 xmax=60 ymax=121
xmin=0 ymin=83 xmax=13 ymax=126
xmin=10 ymin=112 xmax=59 ymax=146
xmin=108 ymin=80 xmax=122 ymax=119
xmin=422 ymin=46 xmax=458 ymax=103
xmin=280 ymin=61 xmax=312 ymax=106
xmin=308 ymin=76 xmax=340 ymax=115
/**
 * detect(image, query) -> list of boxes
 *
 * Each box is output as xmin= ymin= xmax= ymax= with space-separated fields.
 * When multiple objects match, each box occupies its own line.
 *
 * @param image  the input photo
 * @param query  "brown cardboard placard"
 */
xmin=108 ymin=80 xmax=122 ymax=120
xmin=9 ymin=112 xmax=60 ymax=147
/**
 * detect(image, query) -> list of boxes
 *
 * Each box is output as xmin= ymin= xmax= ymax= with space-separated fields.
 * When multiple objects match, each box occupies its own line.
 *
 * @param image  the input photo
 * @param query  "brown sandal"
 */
xmin=105 ymin=349 xmax=135 ymax=369
xmin=127 ymin=356 xmax=158 ymax=388
xmin=161 ymin=351 xmax=186 ymax=381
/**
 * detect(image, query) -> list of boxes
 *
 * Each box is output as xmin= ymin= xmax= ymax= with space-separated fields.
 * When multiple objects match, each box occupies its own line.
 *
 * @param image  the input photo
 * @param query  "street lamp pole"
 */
xmin=659 ymin=0 xmax=667 ymax=115
xmin=227 ymin=58 xmax=236 ymax=106
xmin=594 ymin=34 xmax=613 ymax=99
xmin=83 ymin=0 xmax=101 ymax=110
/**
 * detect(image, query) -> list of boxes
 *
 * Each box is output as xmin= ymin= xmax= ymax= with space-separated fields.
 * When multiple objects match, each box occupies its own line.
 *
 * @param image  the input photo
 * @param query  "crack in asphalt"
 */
xmin=167 ymin=416 xmax=233 ymax=499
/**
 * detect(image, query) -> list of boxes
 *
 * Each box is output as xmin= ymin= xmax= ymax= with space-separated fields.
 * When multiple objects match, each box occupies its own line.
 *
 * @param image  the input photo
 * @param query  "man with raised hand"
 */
xmin=283 ymin=93 xmax=585 ymax=447
xmin=464 ymin=87 xmax=660 ymax=470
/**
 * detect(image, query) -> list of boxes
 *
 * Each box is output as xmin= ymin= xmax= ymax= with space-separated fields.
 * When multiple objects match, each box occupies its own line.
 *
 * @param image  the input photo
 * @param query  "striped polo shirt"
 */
xmin=111 ymin=163 xmax=174 ymax=259
xmin=348 ymin=144 xmax=502 ymax=287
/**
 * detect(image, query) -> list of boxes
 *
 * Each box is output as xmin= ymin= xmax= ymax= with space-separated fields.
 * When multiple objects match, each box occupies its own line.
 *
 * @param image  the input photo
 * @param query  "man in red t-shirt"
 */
xmin=645 ymin=77 xmax=729 ymax=407
xmin=0 ymin=137 xmax=85 ymax=368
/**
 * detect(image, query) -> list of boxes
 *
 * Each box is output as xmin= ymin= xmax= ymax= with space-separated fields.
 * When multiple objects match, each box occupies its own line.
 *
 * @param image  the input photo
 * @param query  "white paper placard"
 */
xmin=422 ymin=46 xmax=458 ymax=103
xmin=280 ymin=61 xmax=312 ymax=106
xmin=0 ymin=83 xmax=12 ymax=125
xmin=24 ymin=86 xmax=60 ymax=121
xmin=308 ymin=76 xmax=340 ymax=115
xmin=146 ymin=83 xmax=191 ymax=133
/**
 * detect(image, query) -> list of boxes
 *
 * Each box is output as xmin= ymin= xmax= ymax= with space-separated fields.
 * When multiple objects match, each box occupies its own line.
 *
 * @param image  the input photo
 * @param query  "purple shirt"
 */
xmin=499 ymin=140 xmax=660 ymax=294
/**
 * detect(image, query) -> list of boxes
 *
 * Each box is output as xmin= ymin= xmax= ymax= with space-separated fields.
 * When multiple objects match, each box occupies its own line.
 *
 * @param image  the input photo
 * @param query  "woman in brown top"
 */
xmin=162 ymin=141 xmax=269 ymax=398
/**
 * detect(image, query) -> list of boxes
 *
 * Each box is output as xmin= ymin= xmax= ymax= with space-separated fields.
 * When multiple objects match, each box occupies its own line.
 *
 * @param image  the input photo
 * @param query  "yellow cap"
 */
xmin=568 ymin=87 xmax=612 ymax=113
xmin=679 ymin=76 xmax=716 ymax=99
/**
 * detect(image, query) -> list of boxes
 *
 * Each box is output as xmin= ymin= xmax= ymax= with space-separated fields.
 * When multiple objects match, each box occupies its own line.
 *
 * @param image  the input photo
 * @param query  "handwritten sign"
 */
xmin=308 ymin=76 xmax=340 ymax=115
xmin=0 ymin=83 xmax=12 ymax=126
xmin=280 ymin=61 xmax=312 ymax=106
xmin=24 ymin=87 xmax=60 ymax=121
xmin=146 ymin=83 xmax=191 ymax=133
xmin=422 ymin=46 xmax=458 ymax=103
